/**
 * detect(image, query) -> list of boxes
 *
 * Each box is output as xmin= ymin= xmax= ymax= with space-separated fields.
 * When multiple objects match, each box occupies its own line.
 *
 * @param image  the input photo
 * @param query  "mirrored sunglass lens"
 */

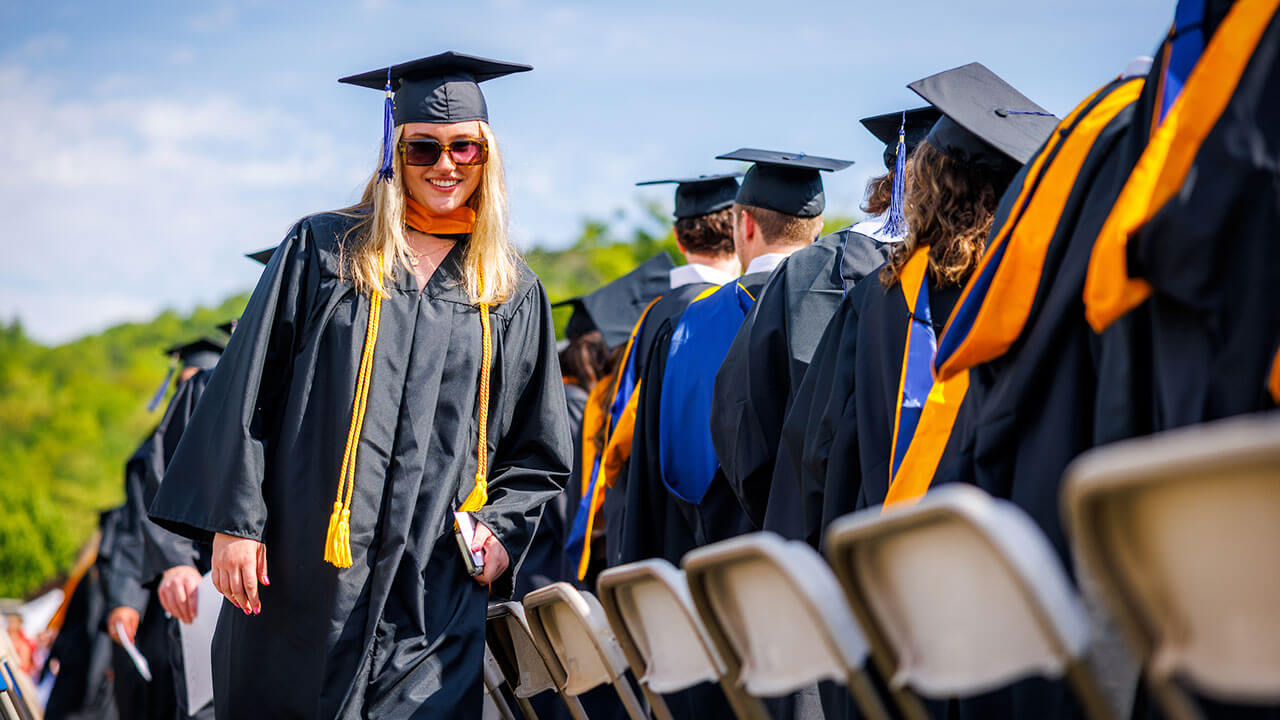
xmin=450 ymin=141 xmax=483 ymax=164
xmin=404 ymin=141 xmax=442 ymax=165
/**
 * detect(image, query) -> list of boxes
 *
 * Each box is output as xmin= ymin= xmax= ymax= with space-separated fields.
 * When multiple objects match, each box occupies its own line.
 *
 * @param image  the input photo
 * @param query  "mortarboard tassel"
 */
xmin=377 ymin=68 xmax=395 ymax=183
xmin=147 ymin=356 xmax=178 ymax=412
xmin=882 ymin=111 xmax=909 ymax=238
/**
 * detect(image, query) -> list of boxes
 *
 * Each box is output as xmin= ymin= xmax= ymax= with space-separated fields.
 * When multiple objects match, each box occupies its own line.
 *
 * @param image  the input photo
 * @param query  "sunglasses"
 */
xmin=399 ymin=138 xmax=489 ymax=167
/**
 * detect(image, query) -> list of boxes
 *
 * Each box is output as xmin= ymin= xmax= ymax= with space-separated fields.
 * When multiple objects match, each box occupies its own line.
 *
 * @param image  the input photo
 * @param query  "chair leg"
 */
xmin=640 ymin=685 xmax=675 ymax=720
xmin=612 ymin=677 xmax=649 ymax=720
xmin=483 ymin=682 xmax=517 ymax=720
xmin=562 ymin=695 xmax=591 ymax=720
xmin=844 ymin=669 xmax=892 ymax=720
xmin=514 ymin=696 xmax=541 ymax=720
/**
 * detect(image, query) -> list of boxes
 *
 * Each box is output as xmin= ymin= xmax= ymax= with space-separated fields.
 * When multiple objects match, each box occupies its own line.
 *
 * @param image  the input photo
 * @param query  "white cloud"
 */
xmin=0 ymin=63 xmax=365 ymax=345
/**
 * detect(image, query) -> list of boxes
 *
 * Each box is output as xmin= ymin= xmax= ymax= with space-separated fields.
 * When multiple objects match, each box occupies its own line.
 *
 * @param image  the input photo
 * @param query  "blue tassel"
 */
xmin=882 ymin=111 xmax=908 ymax=238
xmin=147 ymin=360 xmax=177 ymax=412
xmin=377 ymin=68 xmax=395 ymax=182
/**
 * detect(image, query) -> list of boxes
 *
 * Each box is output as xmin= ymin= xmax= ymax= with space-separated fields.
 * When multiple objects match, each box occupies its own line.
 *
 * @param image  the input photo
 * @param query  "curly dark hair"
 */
xmin=674 ymin=207 xmax=735 ymax=257
xmin=862 ymin=171 xmax=893 ymax=216
xmin=881 ymin=141 xmax=1018 ymax=289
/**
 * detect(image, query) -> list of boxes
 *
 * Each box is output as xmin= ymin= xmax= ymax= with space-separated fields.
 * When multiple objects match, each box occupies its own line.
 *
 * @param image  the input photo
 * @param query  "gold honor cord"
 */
xmin=326 ymin=293 xmax=382 ymax=568
xmin=324 ymin=283 xmax=494 ymax=568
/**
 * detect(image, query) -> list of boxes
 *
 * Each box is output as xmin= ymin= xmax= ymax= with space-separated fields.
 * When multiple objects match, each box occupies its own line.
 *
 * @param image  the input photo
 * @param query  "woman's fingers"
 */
xmin=240 ymin=561 xmax=260 ymax=614
xmin=212 ymin=532 xmax=266 ymax=615
xmin=257 ymin=542 xmax=270 ymax=587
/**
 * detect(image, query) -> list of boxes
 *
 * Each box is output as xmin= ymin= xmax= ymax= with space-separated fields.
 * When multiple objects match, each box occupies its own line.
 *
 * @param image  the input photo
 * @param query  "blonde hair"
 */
xmin=340 ymin=121 xmax=519 ymax=304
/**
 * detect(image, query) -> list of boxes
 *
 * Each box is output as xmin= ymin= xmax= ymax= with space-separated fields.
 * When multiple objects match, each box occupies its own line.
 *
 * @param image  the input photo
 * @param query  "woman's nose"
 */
xmin=432 ymin=150 xmax=456 ymax=171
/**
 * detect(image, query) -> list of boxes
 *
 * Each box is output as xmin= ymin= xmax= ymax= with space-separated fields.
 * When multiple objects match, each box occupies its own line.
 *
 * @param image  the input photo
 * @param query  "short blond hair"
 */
xmin=733 ymin=203 xmax=825 ymax=248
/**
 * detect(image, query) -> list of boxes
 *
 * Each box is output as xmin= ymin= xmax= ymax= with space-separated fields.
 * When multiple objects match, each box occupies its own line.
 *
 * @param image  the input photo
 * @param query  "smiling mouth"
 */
xmin=428 ymin=179 xmax=461 ymax=189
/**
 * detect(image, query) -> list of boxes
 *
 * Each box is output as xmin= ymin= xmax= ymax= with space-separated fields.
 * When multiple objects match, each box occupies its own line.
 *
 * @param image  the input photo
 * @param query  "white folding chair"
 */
xmin=823 ymin=484 xmax=1115 ymax=720
xmin=597 ymin=559 xmax=769 ymax=720
xmin=1065 ymin=412 xmax=1280 ymax=720
xmin=681 ymin=533 xmax=891 ymax=720
xmin=522 ymin=583 xmax=647 ymax=720
xmin=486 ymin=601 xmax=585 ymax=720
xmin=0 ymin=660 xmax=35 ymax=720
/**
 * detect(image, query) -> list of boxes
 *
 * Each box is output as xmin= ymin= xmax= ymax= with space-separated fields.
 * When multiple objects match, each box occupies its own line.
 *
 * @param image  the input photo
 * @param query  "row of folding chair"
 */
xmin=488 ymin=412 xmax=1280 ymax=719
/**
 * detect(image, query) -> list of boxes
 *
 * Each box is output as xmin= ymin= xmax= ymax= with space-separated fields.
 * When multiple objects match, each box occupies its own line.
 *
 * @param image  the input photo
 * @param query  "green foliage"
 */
xmin=0 ymin=206 xmax=856 ymax=599
xmin=0 ymin=295 xmax=249 ymax=598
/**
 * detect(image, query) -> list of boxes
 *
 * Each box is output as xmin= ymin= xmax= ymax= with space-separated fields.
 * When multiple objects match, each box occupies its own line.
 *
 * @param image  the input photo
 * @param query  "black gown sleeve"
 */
xmin=150 ymin=223 xmax=313 ymax=544
xmin=104 ymin=451 xmax=150 ymax=613
xmin=474 ymin=280 xmax=573 ymax=590
xmin=618 ymin=319 xmax=676 ymax=565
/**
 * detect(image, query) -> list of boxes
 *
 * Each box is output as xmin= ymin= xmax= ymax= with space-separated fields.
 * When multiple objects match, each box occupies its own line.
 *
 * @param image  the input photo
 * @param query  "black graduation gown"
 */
xmin=714 ymin=230 xmax=894 ymax=541
xmin=104 ymin=370 xmax=218 ymax=720
xmin=601 ymin=281 xmax=716 ymax=569
xmin=933 ymin=76 xmax=1151 ymax=565
xmin=620 ymin=271 xmax=770 ymax=567
xmin=46 ymin=511 xmax=120 ymax=720
xmin=1118 ymin=4 xmax=1280 ymax=429
xmin=149 ymin=212 xmax=571 ymax=720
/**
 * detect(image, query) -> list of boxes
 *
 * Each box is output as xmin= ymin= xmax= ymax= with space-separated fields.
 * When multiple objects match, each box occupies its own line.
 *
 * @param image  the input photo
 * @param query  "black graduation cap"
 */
xmin=636 ymin=173 xmax=742 ymax=219
xmin=715 ymin=149 xmax=853 ymax=218
xmin=552 ymin=253 xmax=676 ymax=348
xmin=148 ymin=337 xmax=225 ymax=411
xmin=339 ymin=51 xmax=531 ymax=126
xmin=907 ymin=62 xmax=1059 ymax=168
xmin=217 ymin=321 xmax=236 ymax=336
xmin=860 ymin=107 xmax=943 ymax=169
xmin=246 ymin=247 xmax=275 ymax=266
xmin=165 ymin=338 xmax=225 ymax=370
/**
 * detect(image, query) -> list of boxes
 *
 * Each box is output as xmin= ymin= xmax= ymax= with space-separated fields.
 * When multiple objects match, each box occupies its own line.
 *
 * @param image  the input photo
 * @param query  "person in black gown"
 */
xmin=148 ymin=52 xmax=571 ymax=719
xmin=580 ymin=175 xmax=742 ymax=576
xmin=714 ymin=107 xmax=938 ymax=542
xmin=105 ymin=338 xmax=223 ymax=720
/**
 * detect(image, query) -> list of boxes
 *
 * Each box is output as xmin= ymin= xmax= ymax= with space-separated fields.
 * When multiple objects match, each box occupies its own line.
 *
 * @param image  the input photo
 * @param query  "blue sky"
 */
xmin=0 ymin=0 xmax=1174 ymax=343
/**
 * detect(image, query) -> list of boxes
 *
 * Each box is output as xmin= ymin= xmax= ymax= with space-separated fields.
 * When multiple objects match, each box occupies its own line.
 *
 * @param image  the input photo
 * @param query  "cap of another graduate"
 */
xmin=860 ymin=107 xmax=943 ymax=169
xmin=716 ymin=149 xmax=853 ymax=218
xmin=246 ymin=247 xmax=276 ymax=266
xmin=636 ymin=173 xmax=742 ymax=218
xmin=908 ymin=62 xmax=1058 ymax=168
xmin=164 ymin=338 xmax=225 ymax=370
xmin=217 ymin=321 xmax=237 ymax=336
xmin=552 ymin=253 xmax=675 ymax=348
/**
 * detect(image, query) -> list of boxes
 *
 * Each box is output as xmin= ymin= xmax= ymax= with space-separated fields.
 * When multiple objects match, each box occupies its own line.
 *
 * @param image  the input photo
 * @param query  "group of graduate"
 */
xmin=537 ymin=1 xmax=1280 ymax=718
xmin=32 ymin=0 xmax=1280 ymax=715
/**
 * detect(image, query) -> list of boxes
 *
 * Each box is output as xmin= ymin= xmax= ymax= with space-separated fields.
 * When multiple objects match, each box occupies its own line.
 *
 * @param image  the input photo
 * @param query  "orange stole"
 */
xmin=883 ymin=250 xmax=971 ymax=510
xmin=403 ymin=196 xmax=476 ymax=235
xmin=936 ymin=78 xmax=1144 ymax=381
xmin=1084 ymin=0 xmax=1280 ymax=332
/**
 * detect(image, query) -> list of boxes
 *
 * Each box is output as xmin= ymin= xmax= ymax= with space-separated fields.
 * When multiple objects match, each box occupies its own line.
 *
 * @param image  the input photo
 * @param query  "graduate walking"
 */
xmin=149 ymin=52 xmax=572 ymax=719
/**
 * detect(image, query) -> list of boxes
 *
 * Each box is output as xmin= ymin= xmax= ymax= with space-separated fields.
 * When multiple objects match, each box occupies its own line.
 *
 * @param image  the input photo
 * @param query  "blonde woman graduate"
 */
xmin=150 ymin=52 xmax=572 ymax=719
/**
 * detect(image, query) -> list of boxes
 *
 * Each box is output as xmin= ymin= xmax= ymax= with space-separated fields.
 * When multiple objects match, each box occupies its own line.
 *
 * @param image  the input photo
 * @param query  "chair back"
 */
xmin=1065 ymin=413 xmax=1280 ymax=707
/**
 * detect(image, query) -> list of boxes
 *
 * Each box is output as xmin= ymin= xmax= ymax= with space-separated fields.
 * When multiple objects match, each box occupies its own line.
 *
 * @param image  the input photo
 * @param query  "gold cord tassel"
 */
xmin=325 ymin=292 xmax=382 ymax=568
xmin=459 ymin=302 xmax=492 ymax=513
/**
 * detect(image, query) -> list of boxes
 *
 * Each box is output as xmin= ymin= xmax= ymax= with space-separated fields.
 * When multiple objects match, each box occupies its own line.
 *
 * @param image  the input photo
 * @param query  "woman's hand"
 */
xmin=158 ymin=565 xmax=203 ymax=624
xmin=106 ymin=606 xmax=139 ymax=645
xmin=470 ymin=522 xmax=509 ymax=585
xmin=211 ymin=533 xmax=269 ymax=615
